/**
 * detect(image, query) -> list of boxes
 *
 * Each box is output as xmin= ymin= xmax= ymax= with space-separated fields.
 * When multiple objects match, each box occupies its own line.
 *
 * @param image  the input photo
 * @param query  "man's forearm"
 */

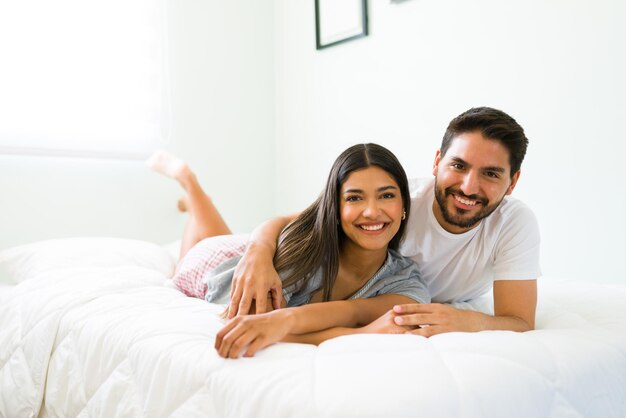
xmin=474 ymin=311 xmax=534 ymax=332
xmin=394 ymin=302 xmax=535 ymax=336
xmin=247 ymin=214 xmax=298 ymax=252
xmin=286 ymin=309 xmax=535 ymax=346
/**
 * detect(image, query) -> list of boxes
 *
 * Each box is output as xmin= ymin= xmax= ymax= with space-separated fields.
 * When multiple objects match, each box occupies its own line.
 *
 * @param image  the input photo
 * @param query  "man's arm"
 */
xmin=227 ymin=213 xmax=299 ymax=318
xmin=393 ymin=279 xmax=537 ymax=336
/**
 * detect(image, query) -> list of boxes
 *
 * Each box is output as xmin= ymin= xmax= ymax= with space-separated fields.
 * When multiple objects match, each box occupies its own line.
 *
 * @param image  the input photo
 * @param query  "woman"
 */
xmin=148 ymin=144 xmax=429 ymax=358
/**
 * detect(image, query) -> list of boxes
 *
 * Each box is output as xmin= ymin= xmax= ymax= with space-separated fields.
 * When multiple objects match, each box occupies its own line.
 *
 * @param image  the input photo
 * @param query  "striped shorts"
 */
xmin=172 ymin=234 xmax=248 ymax=299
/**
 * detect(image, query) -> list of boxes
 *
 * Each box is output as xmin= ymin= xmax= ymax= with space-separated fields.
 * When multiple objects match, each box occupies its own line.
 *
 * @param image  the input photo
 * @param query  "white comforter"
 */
xmin=1 ymin=238 xmax=625 ymax=418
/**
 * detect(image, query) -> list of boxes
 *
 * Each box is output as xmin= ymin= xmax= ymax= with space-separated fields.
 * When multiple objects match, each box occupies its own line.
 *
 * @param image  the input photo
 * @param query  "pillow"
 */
xmin=0 ymin=237 xmax=177 ymax=285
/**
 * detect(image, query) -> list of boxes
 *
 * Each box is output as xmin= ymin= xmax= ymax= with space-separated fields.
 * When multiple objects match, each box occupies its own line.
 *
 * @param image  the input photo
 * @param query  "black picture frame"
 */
xmin=315 ymin=0 xmax=368 ymax=50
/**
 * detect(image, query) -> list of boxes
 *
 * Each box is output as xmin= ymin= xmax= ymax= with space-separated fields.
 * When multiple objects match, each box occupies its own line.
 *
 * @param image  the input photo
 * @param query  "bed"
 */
xmin=1 ymin=237 xmax=625 ymax=418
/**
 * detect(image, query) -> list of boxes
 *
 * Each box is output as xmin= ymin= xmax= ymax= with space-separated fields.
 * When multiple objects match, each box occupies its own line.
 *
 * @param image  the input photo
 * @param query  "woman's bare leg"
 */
xmin=147 ymin=151 xmax=231 ymax=259
xmin=176 ymin=167 xmax=231 ymax=257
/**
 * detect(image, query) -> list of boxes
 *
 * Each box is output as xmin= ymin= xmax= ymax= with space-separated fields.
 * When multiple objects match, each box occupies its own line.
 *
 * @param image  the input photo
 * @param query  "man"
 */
xmin=228 ymin=107 xmax=540 ymax=336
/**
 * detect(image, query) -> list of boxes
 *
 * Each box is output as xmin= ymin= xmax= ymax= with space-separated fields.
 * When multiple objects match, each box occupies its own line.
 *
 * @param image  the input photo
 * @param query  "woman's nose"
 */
xmin=362 ymin=200 xmax=380 ymax=218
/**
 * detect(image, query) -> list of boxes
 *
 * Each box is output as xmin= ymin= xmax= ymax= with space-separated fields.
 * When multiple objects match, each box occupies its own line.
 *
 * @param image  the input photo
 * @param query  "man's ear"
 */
xmin=506 ymin=170 xmax=521 ymax=195
xmin=432 ymin=150 xmax=442 ymax=176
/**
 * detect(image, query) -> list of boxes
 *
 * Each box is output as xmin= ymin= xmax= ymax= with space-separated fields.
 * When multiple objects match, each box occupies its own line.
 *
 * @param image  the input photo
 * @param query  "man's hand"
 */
xmin=228 ymin=242 xmax=283 ymax=318
xmin=392 ymin=280 xmax=537 ymax=336
xmin=360 ymin=309 xmax=414 ymax=334
xmin=227 ymin=213 xmax=298 ymax=318
xmin=392 ymin=303 xmax=484 ymax=337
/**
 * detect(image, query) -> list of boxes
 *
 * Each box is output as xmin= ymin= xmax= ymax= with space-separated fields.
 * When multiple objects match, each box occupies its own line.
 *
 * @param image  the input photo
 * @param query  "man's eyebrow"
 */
xmin=449 ymin=157 xmax=506 ymax=173
xmin=343 ymin=185 xmax=399 ymax=194
xmin=450 ymin=157 xmax=468 ymax=166
xmin=483 ymin=166 xmax=506 ymax=173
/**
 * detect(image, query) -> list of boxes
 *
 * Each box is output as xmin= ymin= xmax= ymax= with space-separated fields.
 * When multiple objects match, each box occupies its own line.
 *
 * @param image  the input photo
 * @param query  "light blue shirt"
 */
xmin=204 ymin=249 xmax=430 ymax=306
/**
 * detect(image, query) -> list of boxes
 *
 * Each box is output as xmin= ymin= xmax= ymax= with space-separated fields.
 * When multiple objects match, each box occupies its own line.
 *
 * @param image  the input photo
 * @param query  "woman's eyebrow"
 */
xmin=343 ymin=185 xmax=398 ymax=194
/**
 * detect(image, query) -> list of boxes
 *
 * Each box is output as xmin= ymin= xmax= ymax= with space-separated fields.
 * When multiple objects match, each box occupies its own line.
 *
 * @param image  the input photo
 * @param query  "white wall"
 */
xmin=0 ymin=0 xmax=275 ymax=249
xmin=274 ymin=0 xmax=626 ymax=284
xmin=3 ymin=0 xmax=624 ymax=286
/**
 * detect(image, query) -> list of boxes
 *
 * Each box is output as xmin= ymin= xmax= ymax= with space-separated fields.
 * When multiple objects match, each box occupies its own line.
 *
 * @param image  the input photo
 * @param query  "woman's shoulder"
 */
xmin=379 ymin=249 xmax=421 ymax=283
xmin=386 ymin=248 xmax=418 ymax=270
xmin=365 ymin=249 xmax=429 ymax=304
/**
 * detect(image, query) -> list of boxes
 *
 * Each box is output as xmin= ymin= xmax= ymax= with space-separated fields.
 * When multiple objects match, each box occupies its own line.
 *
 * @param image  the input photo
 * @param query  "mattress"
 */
xmin=1 ymin=238 xmax=625 ymax=417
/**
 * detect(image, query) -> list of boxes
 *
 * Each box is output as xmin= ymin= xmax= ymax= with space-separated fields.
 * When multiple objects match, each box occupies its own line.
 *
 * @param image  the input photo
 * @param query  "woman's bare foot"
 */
xmin=146 ymin=150 xmax=190 ymax=183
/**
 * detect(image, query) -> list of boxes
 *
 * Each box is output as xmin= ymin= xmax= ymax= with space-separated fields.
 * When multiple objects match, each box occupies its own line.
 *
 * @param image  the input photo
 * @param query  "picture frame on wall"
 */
xmin=315 ymin=0 xmax=368 ymax=50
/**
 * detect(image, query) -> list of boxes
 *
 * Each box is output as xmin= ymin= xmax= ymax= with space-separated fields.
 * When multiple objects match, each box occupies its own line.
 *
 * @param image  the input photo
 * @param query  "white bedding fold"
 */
xmin=0 ymin=240 xmax=625 ymax=418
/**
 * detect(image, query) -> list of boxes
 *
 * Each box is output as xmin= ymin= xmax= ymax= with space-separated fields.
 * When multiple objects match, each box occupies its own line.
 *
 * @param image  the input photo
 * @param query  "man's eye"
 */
xmin=485 ymin=171 xmax=500 ymax=178
xmin=452 ymin=163 xmax=464 ymax=170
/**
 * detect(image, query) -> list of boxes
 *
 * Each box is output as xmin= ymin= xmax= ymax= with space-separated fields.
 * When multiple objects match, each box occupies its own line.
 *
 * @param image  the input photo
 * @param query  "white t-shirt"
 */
xmin=399 ymin=178 xmax=541 ymax=303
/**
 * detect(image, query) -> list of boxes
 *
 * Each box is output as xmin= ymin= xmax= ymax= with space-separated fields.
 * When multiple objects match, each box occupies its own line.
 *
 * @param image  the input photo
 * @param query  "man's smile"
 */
xmin=453 ymin=193 xmax=480 ymax=208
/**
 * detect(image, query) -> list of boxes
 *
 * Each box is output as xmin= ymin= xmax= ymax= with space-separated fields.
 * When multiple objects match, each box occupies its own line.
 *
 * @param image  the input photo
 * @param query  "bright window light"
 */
xmin=0 ymin=0 xmax=170 ymax=159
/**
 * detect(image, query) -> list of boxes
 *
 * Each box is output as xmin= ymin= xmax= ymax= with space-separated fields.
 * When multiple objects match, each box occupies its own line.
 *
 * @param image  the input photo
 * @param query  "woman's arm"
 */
xmin=285 ymin=308 xmax=414 ymax=345
xmin=215 ymin=294 xmax=414 ymax=358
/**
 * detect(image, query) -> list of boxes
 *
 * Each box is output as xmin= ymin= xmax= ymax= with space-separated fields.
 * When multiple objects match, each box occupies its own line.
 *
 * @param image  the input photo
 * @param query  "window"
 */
xmin=0 ymin=0 xmax=170 ymax=159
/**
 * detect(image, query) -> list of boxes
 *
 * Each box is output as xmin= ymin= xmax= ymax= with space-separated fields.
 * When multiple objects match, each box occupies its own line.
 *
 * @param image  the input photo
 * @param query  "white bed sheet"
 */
xmin=0 ymin=238 xmax=625 ymax=418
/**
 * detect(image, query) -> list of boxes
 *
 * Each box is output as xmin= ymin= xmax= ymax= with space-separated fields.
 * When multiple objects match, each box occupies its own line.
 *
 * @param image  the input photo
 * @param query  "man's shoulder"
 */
xmin=486 ymin=196 xmax=539 ymax=233
xmin=495 ymin=196 xmax=536 ymax=219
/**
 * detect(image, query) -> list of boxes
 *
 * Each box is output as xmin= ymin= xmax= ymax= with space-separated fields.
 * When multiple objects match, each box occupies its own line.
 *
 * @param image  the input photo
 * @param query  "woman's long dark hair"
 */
xmin=273 ymin=143 xmax=411 ymax=301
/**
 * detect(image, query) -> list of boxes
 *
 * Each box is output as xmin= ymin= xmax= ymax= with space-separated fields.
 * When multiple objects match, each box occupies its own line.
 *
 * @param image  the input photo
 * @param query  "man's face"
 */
xmin=432 ymin=131 xmax=520 ymax=234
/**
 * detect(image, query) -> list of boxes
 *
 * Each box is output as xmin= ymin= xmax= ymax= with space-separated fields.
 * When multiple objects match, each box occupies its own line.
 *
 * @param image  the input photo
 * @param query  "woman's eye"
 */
xmin=381 ymin=192 xmax=395 ymax=199
xmin=345 ymin=195 xmax=361 ymax=202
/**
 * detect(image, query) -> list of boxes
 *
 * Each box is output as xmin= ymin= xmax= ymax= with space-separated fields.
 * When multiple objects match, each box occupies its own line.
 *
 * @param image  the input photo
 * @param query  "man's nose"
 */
xmin=460 ymin=171 xmax=480 ymax=196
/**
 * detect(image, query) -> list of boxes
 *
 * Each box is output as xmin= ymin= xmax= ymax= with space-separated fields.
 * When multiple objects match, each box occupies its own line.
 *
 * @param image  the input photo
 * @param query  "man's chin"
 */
xmin=443 ymin=207 xmax=483 ymax=229
xmin=445 ymin=217 xmax=479 ymax=229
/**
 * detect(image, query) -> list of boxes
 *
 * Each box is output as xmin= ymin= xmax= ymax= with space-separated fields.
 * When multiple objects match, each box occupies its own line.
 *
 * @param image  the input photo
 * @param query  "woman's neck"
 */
xmin=338 ymin=242 xmax=389 ymax=284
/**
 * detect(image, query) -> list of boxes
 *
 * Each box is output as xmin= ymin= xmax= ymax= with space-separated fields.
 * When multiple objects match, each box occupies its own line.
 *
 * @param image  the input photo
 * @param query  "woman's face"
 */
xmin=339 ymin=166 xmax=404 ymax=253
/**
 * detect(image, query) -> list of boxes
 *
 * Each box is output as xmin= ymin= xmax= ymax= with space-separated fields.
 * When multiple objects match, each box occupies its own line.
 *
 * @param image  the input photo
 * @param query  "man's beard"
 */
xmin=434 ymin=181 xmax=504 ymax=230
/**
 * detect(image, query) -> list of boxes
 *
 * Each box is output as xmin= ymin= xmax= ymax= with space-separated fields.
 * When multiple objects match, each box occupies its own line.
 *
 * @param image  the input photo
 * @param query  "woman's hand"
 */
xmin=360 ymin=309 xmax=414 ymax=334
xmin=228 ymin=241 xmax=284 ymax=318
xmin=215 ymin=310 xmax=293 ymax=358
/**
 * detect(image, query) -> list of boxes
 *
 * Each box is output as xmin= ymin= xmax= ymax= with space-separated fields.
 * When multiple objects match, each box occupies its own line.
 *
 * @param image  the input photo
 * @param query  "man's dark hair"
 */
xmin=440 ymin=107 xmax=528 ymax=177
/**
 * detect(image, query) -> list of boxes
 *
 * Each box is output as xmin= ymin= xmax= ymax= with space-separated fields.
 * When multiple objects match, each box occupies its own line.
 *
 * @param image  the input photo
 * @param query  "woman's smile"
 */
xmin=357 ymin=222 xmax=388 ymax=233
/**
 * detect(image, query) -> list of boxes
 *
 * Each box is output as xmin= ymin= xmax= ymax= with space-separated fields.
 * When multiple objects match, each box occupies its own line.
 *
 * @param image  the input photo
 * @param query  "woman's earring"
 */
xmin=402 ymin=210 xmax=406 ymax=221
